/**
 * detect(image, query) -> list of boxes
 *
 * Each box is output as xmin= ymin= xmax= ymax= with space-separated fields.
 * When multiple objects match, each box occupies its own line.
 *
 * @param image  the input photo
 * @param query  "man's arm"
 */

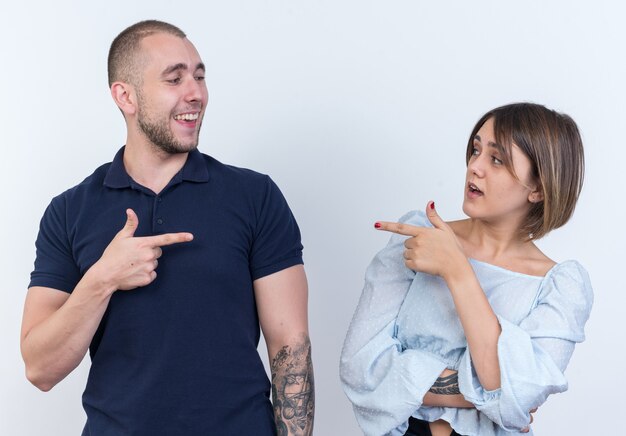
xmin=21 ymin=209 xmax=193 ymax=391
xmin=254 ymin=265 xmax=314 ymax=436
xmin=21 ymin=282 xmax=114 ymax=391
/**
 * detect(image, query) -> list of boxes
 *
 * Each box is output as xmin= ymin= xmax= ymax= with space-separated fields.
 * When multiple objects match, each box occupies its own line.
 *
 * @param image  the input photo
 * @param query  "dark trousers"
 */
xmin=404 ymin=417 xmax=464 ymax=436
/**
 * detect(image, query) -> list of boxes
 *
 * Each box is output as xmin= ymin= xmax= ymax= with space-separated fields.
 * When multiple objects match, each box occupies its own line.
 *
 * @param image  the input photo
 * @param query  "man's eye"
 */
xmin=167 ymin=77 xmax=181 ymax=84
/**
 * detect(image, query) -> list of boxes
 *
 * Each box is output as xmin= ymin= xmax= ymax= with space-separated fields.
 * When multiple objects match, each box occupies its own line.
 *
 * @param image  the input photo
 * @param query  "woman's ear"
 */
xmin=528 ymin=185 xmax=544 ymax=203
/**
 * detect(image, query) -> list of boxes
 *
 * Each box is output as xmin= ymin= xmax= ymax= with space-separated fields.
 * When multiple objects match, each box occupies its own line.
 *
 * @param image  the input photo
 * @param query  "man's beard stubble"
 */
xmin=136 ymin=93 xmax=202 ymax=155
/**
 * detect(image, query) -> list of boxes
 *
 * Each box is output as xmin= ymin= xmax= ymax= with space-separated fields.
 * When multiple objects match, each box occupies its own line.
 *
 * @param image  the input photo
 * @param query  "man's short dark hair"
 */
xmin=107 ymin=20 xmax=186 ymax=87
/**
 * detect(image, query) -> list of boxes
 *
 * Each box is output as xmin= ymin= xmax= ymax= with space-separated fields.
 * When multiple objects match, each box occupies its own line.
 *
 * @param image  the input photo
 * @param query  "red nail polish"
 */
xmin=430 ymin=202 xmax=435 ymax=210
xmin=374 ymin=222 xmax=381 ymax=229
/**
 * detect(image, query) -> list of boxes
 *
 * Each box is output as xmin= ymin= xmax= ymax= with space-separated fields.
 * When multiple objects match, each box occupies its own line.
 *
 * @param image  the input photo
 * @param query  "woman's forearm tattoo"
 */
xmin=270 ymin=334 xmax=314 ymax=436
xmin=429 ymin=372 xmax=461 ymax=395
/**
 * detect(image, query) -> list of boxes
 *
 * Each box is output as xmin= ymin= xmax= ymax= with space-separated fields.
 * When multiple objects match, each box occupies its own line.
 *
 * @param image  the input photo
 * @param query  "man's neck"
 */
xmin=122 ymin=139 xmax=190 ymax=195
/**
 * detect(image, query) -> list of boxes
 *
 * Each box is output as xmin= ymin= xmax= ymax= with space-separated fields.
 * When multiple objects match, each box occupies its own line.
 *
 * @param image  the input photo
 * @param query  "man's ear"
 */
xmin=110 ymin=82 xmax=137 ymax=116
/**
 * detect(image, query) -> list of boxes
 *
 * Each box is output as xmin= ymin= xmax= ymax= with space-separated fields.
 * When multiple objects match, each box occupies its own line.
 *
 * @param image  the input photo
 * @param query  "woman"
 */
xmin=340 ymin=103 xmax=593 ymax=436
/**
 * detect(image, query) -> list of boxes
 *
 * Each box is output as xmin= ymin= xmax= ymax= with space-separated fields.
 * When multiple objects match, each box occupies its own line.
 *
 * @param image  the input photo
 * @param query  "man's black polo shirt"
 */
xmin=30 ymin=147 xmax=303 ymax=435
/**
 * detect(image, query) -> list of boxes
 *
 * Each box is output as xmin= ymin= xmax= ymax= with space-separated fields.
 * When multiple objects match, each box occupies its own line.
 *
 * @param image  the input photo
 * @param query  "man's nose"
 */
xmin=184 ymin=77 xmax=207 ymax=104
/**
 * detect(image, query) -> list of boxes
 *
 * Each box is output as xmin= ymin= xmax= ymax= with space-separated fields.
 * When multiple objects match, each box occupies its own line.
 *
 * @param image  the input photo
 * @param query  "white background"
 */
xmin=1 ymin=1 xmax=623 ymax=435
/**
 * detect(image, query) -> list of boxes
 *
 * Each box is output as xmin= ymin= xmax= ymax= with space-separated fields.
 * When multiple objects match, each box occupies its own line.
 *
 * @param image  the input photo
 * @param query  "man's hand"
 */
xmin=21 ymin=208 xmax=194 ymax=391
xmin=91 ymin=208 xmax=193 ymax=291
xmin=375 ymin=201 xmax=465 ymax=280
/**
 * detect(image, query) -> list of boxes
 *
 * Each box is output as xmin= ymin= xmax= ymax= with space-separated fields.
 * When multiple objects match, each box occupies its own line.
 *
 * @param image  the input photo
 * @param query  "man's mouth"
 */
xmin=174 ymin=112 xmax=199 ymax=121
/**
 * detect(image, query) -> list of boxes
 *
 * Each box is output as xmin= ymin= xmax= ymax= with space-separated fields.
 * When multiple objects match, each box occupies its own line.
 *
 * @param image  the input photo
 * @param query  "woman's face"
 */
xmin=462 ymin=117 xmax=541 ymax=228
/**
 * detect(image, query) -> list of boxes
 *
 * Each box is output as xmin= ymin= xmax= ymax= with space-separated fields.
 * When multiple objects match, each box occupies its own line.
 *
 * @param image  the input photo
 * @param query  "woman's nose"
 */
xmin=468 ymin=156 xmax=485 ymax=177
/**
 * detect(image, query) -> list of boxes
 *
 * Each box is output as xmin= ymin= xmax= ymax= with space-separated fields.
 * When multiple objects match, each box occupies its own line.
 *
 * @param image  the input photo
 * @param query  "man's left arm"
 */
xmin=254 ymin=264 xmax=314 ymax=436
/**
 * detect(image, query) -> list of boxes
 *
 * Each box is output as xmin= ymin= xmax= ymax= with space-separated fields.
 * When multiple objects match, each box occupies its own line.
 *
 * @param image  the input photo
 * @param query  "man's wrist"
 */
xmin=81 ymin=262 xmax=118 ymax=298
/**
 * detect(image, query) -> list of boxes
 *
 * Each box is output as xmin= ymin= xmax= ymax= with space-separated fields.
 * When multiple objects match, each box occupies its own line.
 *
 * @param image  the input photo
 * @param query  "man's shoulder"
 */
xmin=203 ymin=153 xmax=269 ymax=181
xmin=50 ymin=161 xmax=112 ymax=205
xmin=201 ymin=153 xmax=275 ymax=194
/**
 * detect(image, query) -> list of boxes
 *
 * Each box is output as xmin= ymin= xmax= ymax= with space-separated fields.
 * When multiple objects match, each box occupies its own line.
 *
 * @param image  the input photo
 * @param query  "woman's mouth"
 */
xmin=467 ymin=182 xmax=483 ymax=198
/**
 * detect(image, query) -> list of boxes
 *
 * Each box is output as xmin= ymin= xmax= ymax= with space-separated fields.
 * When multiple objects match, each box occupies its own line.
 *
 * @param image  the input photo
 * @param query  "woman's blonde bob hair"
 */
xmin=465 ymin=103 xmax=585 ymax=240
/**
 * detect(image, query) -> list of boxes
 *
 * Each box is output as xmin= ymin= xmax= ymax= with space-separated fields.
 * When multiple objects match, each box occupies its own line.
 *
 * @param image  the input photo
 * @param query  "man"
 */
xmin=21 ymin=20 xmax=314 ymax=436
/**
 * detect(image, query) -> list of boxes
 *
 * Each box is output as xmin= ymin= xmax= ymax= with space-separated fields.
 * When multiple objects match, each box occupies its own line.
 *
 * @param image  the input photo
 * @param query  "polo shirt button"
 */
xmin=157 ymin=197 xmax=162 ymax=202
xmin=157 ymin=218 xmax=164 ymax=225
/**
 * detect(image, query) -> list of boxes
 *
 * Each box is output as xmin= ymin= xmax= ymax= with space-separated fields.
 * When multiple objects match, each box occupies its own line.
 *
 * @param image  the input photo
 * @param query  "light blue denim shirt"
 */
xmin=340 ymin=210 xmax=593 ymax=436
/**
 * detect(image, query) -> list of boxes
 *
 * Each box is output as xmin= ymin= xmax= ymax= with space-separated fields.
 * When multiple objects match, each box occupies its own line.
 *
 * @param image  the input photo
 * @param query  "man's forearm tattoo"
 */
xmin=429 ymin=372 xmax=461 ymax=395
xmin=271 ymin=334 xmax=314 ymax=436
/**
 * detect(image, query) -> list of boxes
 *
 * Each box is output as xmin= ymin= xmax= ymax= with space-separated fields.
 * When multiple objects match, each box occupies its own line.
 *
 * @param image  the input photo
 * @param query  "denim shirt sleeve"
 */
xmin=340 ymin=211 xmax=448 ymax=436
xmin=457 ymin=260 xmax=594 ymax=432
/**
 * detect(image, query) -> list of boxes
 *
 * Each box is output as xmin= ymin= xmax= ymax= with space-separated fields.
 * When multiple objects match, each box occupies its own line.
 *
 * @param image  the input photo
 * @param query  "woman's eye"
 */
xmin=492 ymin=156 xmax=503 ymax=165
xmin=195 ymin=75 xmax=205 ymax=81
xmin=471 ymin=147 xmax=480 ymax=156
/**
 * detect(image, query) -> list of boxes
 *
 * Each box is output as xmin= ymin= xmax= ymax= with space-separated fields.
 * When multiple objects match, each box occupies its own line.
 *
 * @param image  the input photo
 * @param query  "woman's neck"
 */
xmin=449 ymin=218 xmax=555 ymax=276
xmin=454 ymin=218 xmax=525 ymax=258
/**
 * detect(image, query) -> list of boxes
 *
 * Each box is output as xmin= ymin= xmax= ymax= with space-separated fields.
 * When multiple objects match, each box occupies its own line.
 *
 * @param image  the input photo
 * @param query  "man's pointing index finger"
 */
xmin=143 ymin=232 xmax=194 ymax=247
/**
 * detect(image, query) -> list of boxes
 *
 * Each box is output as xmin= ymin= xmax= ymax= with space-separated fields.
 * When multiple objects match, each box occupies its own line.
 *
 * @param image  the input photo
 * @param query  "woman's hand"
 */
xmin=375 ymin=201 xmax=466 ymax=280
xmin=377 ymin=201 xmax=503 ymax=392
xmin=521 ymin=408 xmax=538 ymax=433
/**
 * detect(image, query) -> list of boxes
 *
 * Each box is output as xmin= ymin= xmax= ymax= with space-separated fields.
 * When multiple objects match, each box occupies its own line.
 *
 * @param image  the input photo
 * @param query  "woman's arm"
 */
xmin=456 ymin=258 xmax=592 ymax=431
xmin=422 ymin=369 xmax=474 ymax=408
xmin=443 ymin=260 xmax=502 ymax=391
xmin=340 ymin=211 xmax=451 ymax=436
xmin=376 ymin=205 xmax=593 ymax=432
xmin=422 ymin=369 xmax=536 ymax=435
xmin=376 ymin=204 xmax=502 ymax=391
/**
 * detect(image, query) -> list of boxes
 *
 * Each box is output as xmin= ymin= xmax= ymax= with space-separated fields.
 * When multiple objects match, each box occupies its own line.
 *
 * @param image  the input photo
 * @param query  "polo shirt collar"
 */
xmin=103 ymin=146 xmax=209 ymax=189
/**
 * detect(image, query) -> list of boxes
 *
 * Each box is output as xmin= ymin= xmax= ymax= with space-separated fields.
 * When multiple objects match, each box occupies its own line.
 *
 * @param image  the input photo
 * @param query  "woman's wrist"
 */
xmin=442 ymin=253 xmax=473 ymax=287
